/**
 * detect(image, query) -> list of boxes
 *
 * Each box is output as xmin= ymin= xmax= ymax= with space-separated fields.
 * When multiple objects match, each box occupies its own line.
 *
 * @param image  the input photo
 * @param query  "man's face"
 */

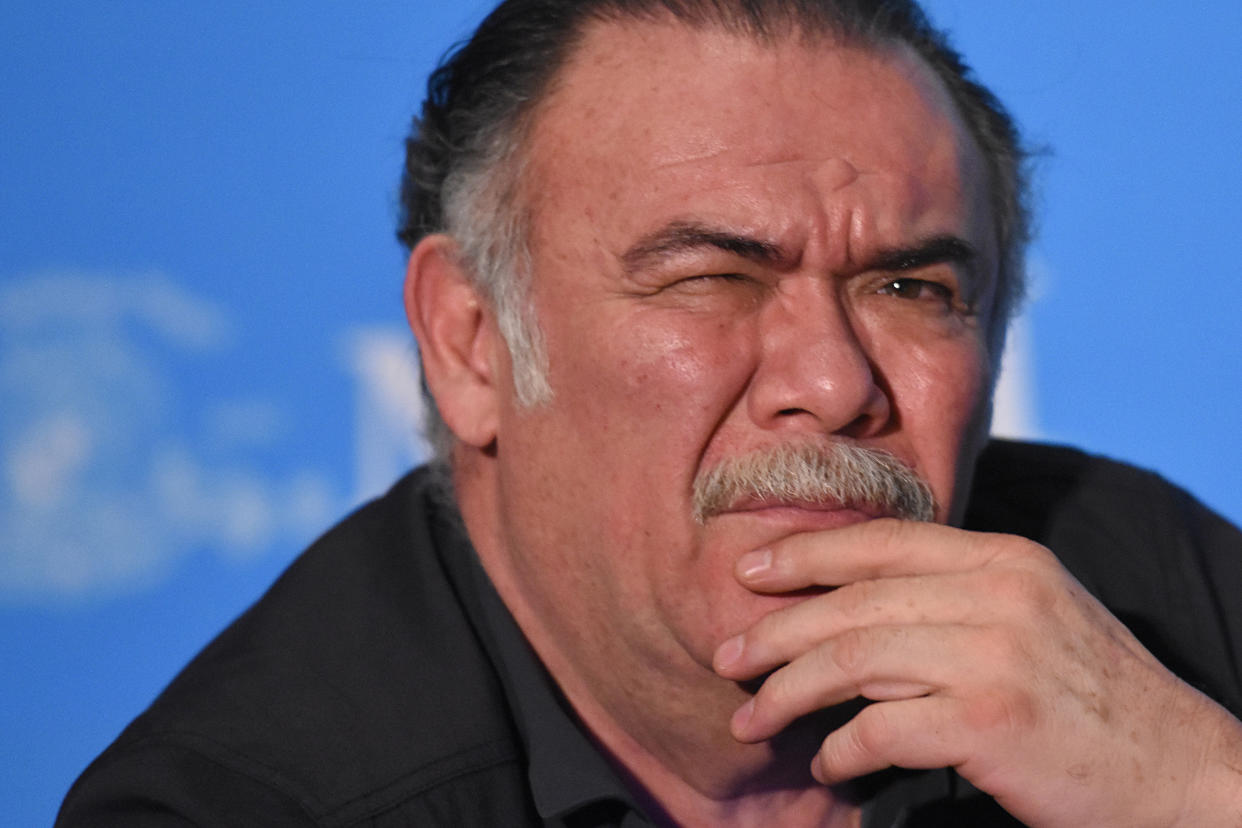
xmin=471 ymin=21 xmax=998 ymax=700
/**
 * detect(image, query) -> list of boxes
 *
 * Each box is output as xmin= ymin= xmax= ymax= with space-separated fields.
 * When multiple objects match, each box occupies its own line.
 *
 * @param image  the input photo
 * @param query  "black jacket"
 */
xmin=57 ymin=441 xmax=1242 ymax=826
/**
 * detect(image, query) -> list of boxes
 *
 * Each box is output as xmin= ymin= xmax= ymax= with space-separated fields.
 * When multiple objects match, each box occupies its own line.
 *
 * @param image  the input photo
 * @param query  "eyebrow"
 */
xmin=620 ymin=221 xmax=978 ymax=278
xmin=621 ymin=221 xmax=789 ymax=273
xmin=865 ymin=235 xmax=978 ymax=274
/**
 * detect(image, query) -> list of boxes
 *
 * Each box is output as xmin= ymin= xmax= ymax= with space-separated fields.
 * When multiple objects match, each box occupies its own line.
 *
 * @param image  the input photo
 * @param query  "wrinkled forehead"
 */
xmin=517 ymin=17 xmax=995 ymax=286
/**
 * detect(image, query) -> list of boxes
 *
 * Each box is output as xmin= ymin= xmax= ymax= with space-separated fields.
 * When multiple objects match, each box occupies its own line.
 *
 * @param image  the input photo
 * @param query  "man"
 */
xmin=59 ymin=0 xmax=1242 ymax=825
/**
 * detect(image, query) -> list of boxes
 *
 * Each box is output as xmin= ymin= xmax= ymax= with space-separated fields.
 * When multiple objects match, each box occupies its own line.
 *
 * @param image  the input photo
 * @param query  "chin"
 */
xmin=729 ymin=586 xmax=826 ymax=636
xmin=687 ymin=516 xmax=851 ymax=643
xmin=682 ymin=582 xmax=827 ymax=671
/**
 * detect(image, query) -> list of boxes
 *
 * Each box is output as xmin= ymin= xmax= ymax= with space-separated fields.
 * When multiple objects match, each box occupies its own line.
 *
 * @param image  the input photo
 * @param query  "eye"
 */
xmin=665 ymin=272 xmax=757 ymax=293
xmin=686 ymin=272 xmax=751 ymax=284
xmin=645 ymin=271 xmax=767 ymax=312
xmin=878 ymin=277 xmax=953 ymax=303
xmin=874 ymin=276 xmax=978 ymax=320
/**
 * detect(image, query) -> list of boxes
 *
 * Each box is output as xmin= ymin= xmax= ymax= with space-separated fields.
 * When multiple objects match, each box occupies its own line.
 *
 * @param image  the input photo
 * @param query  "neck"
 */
xmin=453 ymin=455 xmax=861 ymax=826
xmin=573 ymin=694 xmax=863 ymax=827
xmin=508 ymin=588 xmax=860 ymax=826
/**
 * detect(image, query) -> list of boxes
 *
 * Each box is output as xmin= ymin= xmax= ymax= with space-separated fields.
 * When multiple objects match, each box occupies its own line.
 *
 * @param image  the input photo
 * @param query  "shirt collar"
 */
xmin=465 ymin=550 xmax=647 ymax=824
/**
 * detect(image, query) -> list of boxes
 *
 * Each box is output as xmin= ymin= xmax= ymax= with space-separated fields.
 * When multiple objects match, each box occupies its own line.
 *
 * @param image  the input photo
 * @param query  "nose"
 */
xmin=746 ymin=282 xmax=891 ymax=439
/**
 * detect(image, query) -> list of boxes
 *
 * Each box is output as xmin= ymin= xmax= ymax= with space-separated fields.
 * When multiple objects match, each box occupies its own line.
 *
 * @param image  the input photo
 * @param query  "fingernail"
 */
xmin=714 ymin=634 xmax=744 ymax=671
xmin=810 ymin=754 xmax=825 ymax=784
xmin=737 ymin=548 xmax=771 ymax=580
xmin=731 ymin=698 xmax=755 ymax=734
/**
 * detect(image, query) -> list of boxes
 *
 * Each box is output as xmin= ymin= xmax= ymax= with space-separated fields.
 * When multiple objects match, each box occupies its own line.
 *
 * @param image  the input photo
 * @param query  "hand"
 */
xmin=712 ymin=519 xmax=1242 ymax=827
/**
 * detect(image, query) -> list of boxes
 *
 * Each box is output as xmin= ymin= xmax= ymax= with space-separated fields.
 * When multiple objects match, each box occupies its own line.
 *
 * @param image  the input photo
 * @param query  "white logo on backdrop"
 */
xmin=0 ymin=272 xmax=342 ymax=602
xmin=341 ymin=327 xmax=430 ymax=505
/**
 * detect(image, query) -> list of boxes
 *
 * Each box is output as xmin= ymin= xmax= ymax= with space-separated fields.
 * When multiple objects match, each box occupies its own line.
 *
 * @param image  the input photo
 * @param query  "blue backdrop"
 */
xmin=4 ymin=3 xmax=1241 ymax=824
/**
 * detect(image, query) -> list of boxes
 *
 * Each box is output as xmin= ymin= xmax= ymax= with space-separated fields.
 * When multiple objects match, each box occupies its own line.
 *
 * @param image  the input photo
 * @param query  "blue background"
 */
xmin=4 ymin=3 xmax=1240 ymax=824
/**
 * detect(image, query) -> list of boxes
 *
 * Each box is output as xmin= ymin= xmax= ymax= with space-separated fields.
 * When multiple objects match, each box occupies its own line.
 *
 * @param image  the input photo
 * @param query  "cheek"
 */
xmin=906 ymin=341 xmax=986 ymax=420
xmin=551 ymin=309 xmax=756 ymax=440
xmin=879 ymin=334 xmax=989 ymax=514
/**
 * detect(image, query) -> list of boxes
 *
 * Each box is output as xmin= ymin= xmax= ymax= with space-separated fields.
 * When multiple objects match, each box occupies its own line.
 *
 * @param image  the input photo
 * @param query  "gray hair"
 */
xmin=398 ymin=0 xmax=1033 ymax=464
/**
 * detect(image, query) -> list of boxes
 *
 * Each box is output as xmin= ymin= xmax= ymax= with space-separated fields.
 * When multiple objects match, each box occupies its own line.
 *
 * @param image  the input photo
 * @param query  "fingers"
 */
xmin=707 ymin=519 xmax=1236 ymax=826
xmin=714 ymin=571 xmax=985 ymax=680
xmin=735 ymin=519 xmax=1048 ymax=593
xmin=729 ymin=624 xmax=987 ymax=743
xmin=716 ymin=553 xmax=1067 ymax=683
xmin=811 ymin=696 xmax=970 ymax=784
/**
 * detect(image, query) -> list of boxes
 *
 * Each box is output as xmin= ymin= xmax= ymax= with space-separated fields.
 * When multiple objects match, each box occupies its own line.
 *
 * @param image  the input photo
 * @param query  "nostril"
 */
xmin=840 ymin=410 xmax=883 ymax=438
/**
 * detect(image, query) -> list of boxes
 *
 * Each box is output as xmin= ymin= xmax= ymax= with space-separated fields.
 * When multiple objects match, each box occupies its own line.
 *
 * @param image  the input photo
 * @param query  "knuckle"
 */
xmin=866 ymin=516 xmax=909 ymax=550
xmin=824 ymin=628 xmax=872 ymax=686
xmin=744 ymin=612 xmax=778 ymax=648
xmin=816 ymin=708 xmax=887 ymax=782
xmin=988 ymin=565 xmax=1053 ymax=613
xmin=971 ymin=623 xmax=1037 ymax=682
xmin=962 ymin=687 xmax=1037 ymax=735
xmin=754 ymin=665 xmax=799 ymax=715
xmin=815 ymin=735 xmax=852 ymax=781
xmin=851 ymin=703 xmax=897 ymax=756
xmin=985 ymin=532 xmax=1055 ymax=568
xmin=833 ymin=579 xmax=879 ymax=619
xmin=815 ymin=738 xmax=848 ymax=781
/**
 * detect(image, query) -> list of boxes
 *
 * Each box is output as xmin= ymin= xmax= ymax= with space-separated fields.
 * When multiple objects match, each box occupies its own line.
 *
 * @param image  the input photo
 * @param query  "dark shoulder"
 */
xmin=58 ymin=467 xmax=537 ymax=826
xmin=966 ymin=439 xmax=1174 ymax=536
xmin=965 ymin=438 xmax=1237 ymax=569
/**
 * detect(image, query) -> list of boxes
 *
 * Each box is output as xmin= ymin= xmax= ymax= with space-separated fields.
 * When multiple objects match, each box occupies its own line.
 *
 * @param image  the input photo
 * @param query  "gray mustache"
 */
xmin=692 ymin=442 xmax=936 ymax=525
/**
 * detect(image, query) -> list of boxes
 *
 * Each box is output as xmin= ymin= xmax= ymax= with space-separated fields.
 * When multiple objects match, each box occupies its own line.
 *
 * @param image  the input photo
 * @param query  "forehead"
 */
xmin=520 ymin=18 xmax=993 ymax=273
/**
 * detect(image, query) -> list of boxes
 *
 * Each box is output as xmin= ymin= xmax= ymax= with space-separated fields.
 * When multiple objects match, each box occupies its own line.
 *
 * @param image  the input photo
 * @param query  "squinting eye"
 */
xmin=669 ymin=272 xmax=755 ymax=291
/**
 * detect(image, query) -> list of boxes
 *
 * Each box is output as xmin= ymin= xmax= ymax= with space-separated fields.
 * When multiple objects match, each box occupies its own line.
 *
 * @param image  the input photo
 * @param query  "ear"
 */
xmin=404 ymin=234 xmax=501 ymax=449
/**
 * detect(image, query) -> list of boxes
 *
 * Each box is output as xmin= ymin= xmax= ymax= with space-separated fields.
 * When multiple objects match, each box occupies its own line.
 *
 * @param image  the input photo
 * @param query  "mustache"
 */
xmin=691 ymin=442 xmax=936 ymax=525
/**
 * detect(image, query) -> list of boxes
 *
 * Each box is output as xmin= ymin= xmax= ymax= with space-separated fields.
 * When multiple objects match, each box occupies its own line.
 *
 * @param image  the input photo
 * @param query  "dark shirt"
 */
xmin=57 ymin=440 xmax=1242 ymax=826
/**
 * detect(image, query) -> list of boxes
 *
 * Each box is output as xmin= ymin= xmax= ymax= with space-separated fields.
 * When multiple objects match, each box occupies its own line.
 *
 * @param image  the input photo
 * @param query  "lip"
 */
xmin=716 ymin=501 xmax=885 ymax=532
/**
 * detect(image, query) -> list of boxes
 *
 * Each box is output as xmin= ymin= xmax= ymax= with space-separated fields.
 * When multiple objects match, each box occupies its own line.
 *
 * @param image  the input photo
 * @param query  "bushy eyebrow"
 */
xmin=865 ymin=235 xmax=978 ymax=273
xmin=621 ymin=221 xmax=789 ymax=273
xmin=621 ymin=221 xmax=977 ymax=278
